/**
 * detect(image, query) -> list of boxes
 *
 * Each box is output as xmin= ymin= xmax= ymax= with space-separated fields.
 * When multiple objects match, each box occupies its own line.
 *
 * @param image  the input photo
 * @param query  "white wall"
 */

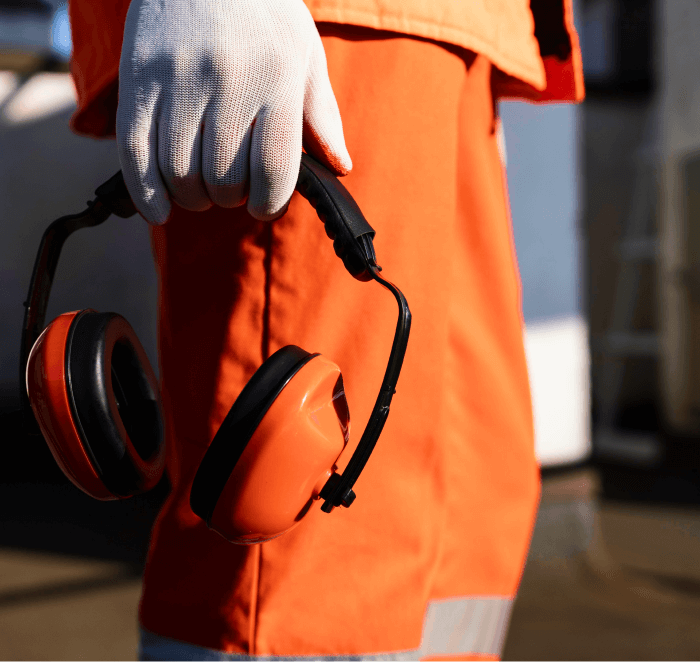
xmin=500 ymin=99 xmax=590 ymax=467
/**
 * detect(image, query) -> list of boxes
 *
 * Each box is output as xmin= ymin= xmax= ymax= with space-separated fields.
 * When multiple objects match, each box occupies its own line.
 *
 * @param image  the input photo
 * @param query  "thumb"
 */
xmin=303 ymin=43 xmax=352 ymax=176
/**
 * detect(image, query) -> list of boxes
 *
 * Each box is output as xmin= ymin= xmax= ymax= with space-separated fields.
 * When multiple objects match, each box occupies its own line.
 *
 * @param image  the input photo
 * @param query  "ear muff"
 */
xmin=27 ymin=309 xmax=164 ymax=500
xmin=21 ymin=153 xmax=408 ymax=538
xmin=190 ymin=345 xmax=350 ymax=544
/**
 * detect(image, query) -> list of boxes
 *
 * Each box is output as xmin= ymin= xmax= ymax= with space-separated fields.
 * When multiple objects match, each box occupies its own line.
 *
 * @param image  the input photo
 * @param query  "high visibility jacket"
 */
xmin=67 ymin=0 xmax=583 ymax=138
xmin=66 ymin=3 xmax=583 ymax=659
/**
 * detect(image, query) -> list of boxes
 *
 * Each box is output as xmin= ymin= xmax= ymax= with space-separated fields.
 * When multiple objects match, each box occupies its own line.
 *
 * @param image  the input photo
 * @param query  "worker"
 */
xmin=67 ymin=0 xmax=583 ymax=658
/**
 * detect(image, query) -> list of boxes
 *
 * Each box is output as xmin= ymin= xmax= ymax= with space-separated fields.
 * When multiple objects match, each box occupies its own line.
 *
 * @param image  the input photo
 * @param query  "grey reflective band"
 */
xmin=139 ymin=597 xmax=514 ymax=661
xmin=138 ymin=631 xmax=418 ymax=661
xmin=137 ymin=631 xmax=414 ymax=662
xmin=418 ymin=597 xmax=513 ymax=658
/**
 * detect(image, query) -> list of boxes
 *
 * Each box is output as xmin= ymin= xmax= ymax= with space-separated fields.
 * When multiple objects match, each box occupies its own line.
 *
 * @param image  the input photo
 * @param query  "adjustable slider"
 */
xmin=340 ymin=488 xmax=356 ymax=508
xmin=319 ymin=472 xmax=357 ymax=513
xmin=359 ymin=234 xmax=382 ymax=272
xmin=94 ymin=172 xmax=138 ymax=218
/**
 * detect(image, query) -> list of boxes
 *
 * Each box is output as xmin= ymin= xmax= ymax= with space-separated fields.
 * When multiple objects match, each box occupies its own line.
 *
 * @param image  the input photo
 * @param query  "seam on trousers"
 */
xmin=261 ymin=222 xmax=274 ymax=362
xmin=251 ymin=221 xmax=274 ymax=655
xmin=249 ymin=545 xmax=262 ymax=655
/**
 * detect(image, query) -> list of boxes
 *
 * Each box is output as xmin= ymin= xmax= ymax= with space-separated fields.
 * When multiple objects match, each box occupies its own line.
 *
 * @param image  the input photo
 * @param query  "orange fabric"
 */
xmin=493 ymin=0 xmax=584 ymax=103
xmin=302 ymin=0 xmax=545 ymax=90
xmin=134 ymin=31 xmax=540 ymax=656
xmin=66 ymin=0 xmax=583 ymax=138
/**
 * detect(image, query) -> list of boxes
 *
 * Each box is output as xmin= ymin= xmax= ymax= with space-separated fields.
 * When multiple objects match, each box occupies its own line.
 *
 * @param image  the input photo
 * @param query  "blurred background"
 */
xmin=1 ymin=0 xmax=700 ymax=658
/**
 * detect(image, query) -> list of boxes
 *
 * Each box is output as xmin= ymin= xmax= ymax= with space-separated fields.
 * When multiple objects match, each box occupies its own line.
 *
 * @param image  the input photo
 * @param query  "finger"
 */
xmin=157 ymin=96 xmax=212 ymax=213
xmin=202 ymin=101 xmax=255 ymax=209
xmin=116 ymin=91 xmax=172 ymax=225
xmin=302 ymin=43 xmax=352 ymax=176
xmin=248 ymin=105 xmax=303 ymax=221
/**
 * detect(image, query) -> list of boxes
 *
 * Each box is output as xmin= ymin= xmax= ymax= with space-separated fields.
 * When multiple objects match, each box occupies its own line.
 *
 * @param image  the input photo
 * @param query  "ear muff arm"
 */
xmin=319 ymin=270 xmax=411 ymax=512
xmin=19 ymin=174 xmax=135 ymax=436
xmin=20 ymin=201 xmax=112 ymax=436
xmin=291 ymin=155 xmax=412 ymax=511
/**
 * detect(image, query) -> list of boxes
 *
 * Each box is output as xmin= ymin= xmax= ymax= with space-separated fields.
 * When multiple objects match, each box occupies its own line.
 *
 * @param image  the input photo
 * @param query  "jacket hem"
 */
xmin=307 ymin=8 xmax=547 ymax=91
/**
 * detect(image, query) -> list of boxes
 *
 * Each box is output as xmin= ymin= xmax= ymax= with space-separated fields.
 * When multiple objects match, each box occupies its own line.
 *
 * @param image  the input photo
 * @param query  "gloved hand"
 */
xmin=117 ymin=0 xmax=352 ymax=224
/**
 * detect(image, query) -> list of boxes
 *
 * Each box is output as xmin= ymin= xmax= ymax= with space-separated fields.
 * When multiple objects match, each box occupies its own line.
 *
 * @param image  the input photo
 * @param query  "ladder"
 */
xmin=594 ymin=144 xmax=661 ymax=466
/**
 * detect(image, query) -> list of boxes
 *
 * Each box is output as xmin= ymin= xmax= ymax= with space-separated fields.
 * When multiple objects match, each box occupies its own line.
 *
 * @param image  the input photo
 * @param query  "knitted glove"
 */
xmin=117 ymin=0 xmax=352 ymax=224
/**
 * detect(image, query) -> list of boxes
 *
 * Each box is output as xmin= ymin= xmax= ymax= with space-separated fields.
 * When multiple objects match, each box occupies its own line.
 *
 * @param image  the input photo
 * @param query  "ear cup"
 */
xmin=66 ymin=310 xmax=164 ymax=496
xmin=27 ymin=311 xmax=114 ymax=499
xmin=27 ymin=309 xmax=164 ymax=499
xmin=190 ymin=345 xmax=316 ymax=524
xmin=191 ymin=347 xmax=351 ymax=544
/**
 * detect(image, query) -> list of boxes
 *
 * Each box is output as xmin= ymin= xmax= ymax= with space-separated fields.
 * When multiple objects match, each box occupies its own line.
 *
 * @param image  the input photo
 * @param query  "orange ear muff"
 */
xmin=21 ymin=154 xmax=409 ymax=541
xmin=190 ymin=345 xmax=350 ymax=544
xmin=27 ymin=309 xmax=164 ymax=500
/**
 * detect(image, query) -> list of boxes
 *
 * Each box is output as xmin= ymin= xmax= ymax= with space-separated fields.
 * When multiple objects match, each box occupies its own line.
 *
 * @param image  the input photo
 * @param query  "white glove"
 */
xmin=117 ymin=0 xmax=352 ymax=224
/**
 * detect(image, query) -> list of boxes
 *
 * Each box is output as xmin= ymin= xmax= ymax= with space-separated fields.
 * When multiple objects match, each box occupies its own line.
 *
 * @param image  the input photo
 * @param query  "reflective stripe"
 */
xmin=139 ymin=597 xmax=513 ymax=660
xmin=418 ymin=597 xmax=513 ymax=658
xmin=139 ymin=632 xmax=415 ymax=662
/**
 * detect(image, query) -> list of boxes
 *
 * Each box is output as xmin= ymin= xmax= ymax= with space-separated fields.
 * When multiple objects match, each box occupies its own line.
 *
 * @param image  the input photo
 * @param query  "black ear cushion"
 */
xmin=66 ymin=310 xmax=163 ymax=497
xmin=190 ymin=345 xmax=317 ymax=525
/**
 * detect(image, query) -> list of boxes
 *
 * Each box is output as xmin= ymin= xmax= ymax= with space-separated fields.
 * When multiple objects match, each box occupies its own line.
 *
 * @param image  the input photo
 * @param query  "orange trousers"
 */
xmin=139 ymin=27 xmax=540 ymax=659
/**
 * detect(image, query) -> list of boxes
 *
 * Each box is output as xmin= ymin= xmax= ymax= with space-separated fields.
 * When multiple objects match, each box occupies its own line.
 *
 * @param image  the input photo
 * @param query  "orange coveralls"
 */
xmin=68 ymin=1 xmax=583 ymax=658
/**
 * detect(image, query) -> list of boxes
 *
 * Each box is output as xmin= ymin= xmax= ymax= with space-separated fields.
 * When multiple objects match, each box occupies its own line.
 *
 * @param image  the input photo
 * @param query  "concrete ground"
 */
xmin=504 ymin=470 xmax=700 ymax=660
xmin=0 ymin=550 xmax=141 ymax=660
xmin=0 ymin=471 xmax=163 ymax=661
xmin=1 ymin=469 xmax=700 ymax=660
